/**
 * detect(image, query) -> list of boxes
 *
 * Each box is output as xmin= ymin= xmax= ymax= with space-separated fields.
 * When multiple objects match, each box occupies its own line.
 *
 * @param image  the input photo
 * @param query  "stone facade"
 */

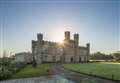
xmin=32 ymin=31 xmax=90 ymax=64
xmin=14 ymin=52 xmax=32 ymax=64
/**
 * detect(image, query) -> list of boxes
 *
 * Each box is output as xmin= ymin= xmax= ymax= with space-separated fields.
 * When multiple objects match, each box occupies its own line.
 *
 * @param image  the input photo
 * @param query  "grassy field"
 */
xmin=64 ymin=62 xmax=120 ymax=80
xmin=11 ymin=64 xmax=50 ymax=79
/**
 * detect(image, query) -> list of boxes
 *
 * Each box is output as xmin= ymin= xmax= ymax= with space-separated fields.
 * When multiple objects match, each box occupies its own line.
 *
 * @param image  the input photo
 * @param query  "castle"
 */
xmin=32 ymin=31 xmax=90 ymax=64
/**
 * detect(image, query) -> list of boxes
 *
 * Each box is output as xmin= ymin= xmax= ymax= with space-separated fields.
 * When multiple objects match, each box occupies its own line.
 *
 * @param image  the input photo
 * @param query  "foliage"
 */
xmin=0 ymin=57 xmax=26 ymax=80
xmin=90 ymin=52 xmax=113 ymax=60
xmin=0 ymin=66 xmax=12 ymax=80
xmin=112 ymin=52 xmax=120 ymax=61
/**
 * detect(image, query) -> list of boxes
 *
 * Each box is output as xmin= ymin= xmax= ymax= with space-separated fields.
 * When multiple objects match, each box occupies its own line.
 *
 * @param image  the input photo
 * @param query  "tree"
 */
xmin=90 ymin=52 xmax=113 ymax=60
xmin=112 ymin=52 xmax=120 ymax=61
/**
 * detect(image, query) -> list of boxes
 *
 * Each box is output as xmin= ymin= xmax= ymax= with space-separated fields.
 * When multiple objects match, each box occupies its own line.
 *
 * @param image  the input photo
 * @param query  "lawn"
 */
xmin=11 ymin=64 xmax=50 ymax=79
xmin=64 ymin=62 xmax=120 ymax=81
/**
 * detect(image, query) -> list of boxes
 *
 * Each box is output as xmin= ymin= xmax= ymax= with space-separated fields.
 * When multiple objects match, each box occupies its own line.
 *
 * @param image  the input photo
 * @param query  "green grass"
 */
xmin=64 ymin=62 xmax=120 ymax=80
xmin=12 ymin=64 xmax=50 ymax=79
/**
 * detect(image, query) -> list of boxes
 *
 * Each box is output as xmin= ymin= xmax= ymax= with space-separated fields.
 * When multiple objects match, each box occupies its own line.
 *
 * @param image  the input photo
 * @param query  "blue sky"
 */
xmin=0 ymin=0 xmax=119 ymax=56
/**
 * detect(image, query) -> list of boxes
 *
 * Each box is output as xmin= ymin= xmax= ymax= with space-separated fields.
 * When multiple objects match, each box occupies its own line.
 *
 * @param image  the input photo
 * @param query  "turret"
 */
xmin=86 ymin=43 xmax=90 ymax=55
xmin=86 ymin=43 xmax=90 ymax=49
xmin=32 ymin=40 xmax=37 ymax=54
xmin=37 ymin=33 xmax=43 ymax=41
xmin=74 ymin=33 xmax=79 ymax=46
xmin=65 ymin=31 xmax=70 ymax=41
xmin=86 ymin=43 xmax=90 ymax=62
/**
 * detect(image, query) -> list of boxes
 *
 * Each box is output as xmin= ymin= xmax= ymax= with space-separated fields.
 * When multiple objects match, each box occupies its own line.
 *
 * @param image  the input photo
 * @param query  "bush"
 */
xmin=112 ymin=52 xmax=120 ymax=61
xmin=0 ymin=62 xmax=26 ymax=80
xmin=0 ymin=67 xmax=12 ymax=80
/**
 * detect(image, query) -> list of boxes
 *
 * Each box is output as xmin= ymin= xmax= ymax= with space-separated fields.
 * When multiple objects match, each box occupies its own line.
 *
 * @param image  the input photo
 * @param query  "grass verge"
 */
xmin=11 ymin=64 xmax=50 ymax=79
xmin=63 ymin=62 xmax=120 ymax=81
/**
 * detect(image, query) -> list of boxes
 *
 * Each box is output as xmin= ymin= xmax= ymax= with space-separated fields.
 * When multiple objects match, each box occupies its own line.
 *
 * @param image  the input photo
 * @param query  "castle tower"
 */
xmin=31 ymin=40 xmax=38 ymax=64
xmin=86 ymin=43 xmax=90 ymax=62
xmin=32 ymin=40 xmax=38 ymax=55
xmin=86 ymin=43 xmax=90 ymax=48
xmin=74 ymin=33 xmax=79 ymax=46
xmin=65 ymin=31 xmax=70 ymax=41
xmin=37 ymin=33 xmax=43 ymax=41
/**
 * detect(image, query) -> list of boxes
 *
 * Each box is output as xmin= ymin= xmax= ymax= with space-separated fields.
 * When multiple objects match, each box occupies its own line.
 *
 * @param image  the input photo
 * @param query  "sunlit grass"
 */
xmin=99 ymin=62 xmax=120 ymax=64
xmin=12 ymin=64 xmax=50 ymax=79
xmin=64 ymin=62 xmax=120 ymax=80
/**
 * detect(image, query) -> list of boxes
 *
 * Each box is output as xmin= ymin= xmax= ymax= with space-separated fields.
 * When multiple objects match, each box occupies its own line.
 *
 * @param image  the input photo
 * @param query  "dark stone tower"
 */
xmin=31 ymin=40 xmax=37 ymax=65
xmin=86 ymin=43 xmax=90 ymax=51
xmin=65 ymin=31 xmax=70 ymax=41
xmin=32 ymin=40 xmax=37 ymax=55
xmin=37 ymin=33 xmax=43 ymax=41
xmin=74 ymin=33 xmax=79 ymax=46
xmin=86 ymin=43 xmax=90 ymax=62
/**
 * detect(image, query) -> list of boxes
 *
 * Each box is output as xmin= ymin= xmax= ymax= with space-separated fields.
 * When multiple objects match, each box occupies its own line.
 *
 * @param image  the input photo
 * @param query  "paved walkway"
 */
xmin=0 ymin=75 xmax=74 ymax=83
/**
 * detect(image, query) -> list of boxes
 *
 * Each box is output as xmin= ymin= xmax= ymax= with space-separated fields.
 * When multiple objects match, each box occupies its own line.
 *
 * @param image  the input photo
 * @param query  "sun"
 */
xmin=56 ymin=38 xmax=63 ymax=44
xmin=54 ymin=36 xmax=64 ymax=45
xmin=53 ymin=32 xmax=64 ymax=44
xmin=58 ymin=40 xmax=63 ymax=44
xmin=57 ymin=40 xmax=64 ymax=47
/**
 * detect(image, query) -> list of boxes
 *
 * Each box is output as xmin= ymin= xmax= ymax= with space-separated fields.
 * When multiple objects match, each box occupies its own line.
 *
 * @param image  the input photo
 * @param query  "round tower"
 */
xmin=86 ymin=43 xmax=90 ymax=54
xmin=37 ymin=33 xmax=43 ymax=41
xmin=86 ymin=43 xmax=90 ymax=48
xmin=65 ymin=31 xmax=70 ymax=41
xmin=86 ymin=43 xmax=90 ymax=62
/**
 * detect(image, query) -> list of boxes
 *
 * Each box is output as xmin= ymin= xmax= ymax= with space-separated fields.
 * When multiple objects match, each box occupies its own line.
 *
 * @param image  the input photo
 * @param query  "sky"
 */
xmin=0 ymin=0 xmax=120 ymax=56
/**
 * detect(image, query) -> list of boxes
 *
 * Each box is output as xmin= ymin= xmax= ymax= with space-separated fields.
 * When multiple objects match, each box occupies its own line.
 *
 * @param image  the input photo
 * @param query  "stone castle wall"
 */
xmin=32 ymin=31 xmax=90 ymax=64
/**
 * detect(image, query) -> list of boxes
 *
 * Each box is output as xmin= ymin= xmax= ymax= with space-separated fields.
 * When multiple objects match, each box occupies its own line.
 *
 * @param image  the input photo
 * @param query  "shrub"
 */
xmin=0 ymin=62 xmax=26 ymax=80
xmin=0 ymin=67 xmax=12 ymax=80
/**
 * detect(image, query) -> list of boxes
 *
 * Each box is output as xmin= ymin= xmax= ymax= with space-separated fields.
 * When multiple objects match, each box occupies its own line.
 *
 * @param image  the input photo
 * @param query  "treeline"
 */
xmin=90 ymin=51 xmax=120 ymax=61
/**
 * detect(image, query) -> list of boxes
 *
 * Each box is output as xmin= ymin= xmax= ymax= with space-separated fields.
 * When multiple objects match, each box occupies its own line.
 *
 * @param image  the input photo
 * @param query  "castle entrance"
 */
xmin=71 ymin=57 xmax=73 ymax=62
xmin=79 ymin=57 xmax=81 ymax=62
